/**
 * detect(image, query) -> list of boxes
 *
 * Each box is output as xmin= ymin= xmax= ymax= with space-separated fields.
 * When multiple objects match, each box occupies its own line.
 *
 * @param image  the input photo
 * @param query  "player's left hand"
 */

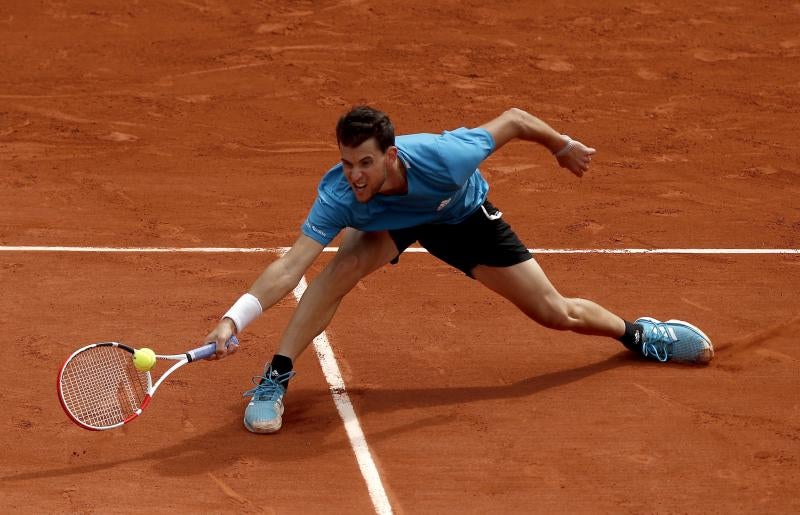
xmin=554 ymin=136 xmax=596 ymax=178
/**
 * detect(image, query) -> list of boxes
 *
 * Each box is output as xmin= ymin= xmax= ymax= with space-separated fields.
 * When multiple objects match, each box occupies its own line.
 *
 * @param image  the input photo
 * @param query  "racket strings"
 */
xmin=60 ymin=345 xmax=149 ymax=428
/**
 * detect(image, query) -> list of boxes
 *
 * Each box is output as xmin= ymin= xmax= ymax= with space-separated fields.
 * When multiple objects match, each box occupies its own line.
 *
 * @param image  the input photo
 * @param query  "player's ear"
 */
xmin=386 ymin=145 xmax=398 ymax=161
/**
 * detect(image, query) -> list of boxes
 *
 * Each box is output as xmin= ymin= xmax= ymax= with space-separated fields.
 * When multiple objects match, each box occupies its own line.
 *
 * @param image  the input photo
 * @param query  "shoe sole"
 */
xmin=637 ymin=317 xmax=714 ymax=364
xmin=243 ymin=402 xmax=284 ymax=434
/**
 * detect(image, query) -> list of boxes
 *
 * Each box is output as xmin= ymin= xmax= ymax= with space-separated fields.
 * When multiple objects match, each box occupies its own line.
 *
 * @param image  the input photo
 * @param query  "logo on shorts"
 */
xmin=436 ymin=198 xmax=452 ymax=211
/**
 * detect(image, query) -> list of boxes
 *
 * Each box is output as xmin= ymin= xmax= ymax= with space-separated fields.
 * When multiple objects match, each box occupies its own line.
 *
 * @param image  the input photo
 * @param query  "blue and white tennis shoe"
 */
xmin=635 ymin=317 xmax=714 ymax=364
xmin=243 ymin=366 xmax=295 ymax=433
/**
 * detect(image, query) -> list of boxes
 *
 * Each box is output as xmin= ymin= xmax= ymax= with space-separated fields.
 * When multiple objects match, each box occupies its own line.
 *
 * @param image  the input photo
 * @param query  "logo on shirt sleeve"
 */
xmin=305 ymin=221 xmax=328 ymax=238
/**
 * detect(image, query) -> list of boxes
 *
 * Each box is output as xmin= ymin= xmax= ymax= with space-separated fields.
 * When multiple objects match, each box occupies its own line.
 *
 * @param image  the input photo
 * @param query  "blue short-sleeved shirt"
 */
xmin=302 ymin=127 xmax=495 ymax=245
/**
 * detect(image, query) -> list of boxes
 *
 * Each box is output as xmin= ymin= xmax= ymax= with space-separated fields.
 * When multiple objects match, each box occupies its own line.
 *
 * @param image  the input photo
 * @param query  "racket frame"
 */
xmin=57 ymin=339 xmax=232 ymax=431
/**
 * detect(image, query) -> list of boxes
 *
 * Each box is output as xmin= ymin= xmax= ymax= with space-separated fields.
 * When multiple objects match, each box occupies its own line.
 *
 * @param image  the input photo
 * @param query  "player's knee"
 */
xmin=326 ymin=252 xmax=367 ymax=284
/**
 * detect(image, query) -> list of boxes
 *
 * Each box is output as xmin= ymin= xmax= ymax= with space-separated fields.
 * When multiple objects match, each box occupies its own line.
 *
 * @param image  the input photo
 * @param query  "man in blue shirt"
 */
xmin=206 ymin=106 xmax=714 ymax=434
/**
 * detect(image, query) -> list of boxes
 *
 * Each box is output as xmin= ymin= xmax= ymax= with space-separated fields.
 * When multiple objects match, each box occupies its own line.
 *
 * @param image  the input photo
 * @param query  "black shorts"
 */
xmin=388 ymin=200 xmax=532 ymax=278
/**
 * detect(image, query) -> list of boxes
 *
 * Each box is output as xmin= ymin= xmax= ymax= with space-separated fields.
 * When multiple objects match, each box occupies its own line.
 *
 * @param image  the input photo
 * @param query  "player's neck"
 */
xmin=379 ymin=156 xmax=408 ymax=196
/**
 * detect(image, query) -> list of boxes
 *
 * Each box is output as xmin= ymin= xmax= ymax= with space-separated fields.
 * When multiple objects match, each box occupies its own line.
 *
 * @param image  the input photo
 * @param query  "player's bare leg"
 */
xmin=472 ymin=257 xmax=713 ymax=363
xmin=275 ymin=229 xmax=400 ymax=360
xmin=244 ymin=229 xmax=399 ymax=433
xmin=472 ymin=257 xmax=626 ymax=337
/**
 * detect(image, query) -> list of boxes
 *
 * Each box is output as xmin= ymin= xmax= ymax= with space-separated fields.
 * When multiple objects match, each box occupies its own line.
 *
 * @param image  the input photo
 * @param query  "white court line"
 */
xmin=0 ymin=246 xmax=287 ymax=253
xmin=1 ymin=245 xmax=799 ymax=254
xmin=290 ymin=272 xmax=393 ymax=515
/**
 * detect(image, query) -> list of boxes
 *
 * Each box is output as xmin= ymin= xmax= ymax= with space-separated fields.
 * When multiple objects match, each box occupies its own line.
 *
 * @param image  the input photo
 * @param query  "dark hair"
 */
xmin=336 ymin=105 xmax=395 ymax=152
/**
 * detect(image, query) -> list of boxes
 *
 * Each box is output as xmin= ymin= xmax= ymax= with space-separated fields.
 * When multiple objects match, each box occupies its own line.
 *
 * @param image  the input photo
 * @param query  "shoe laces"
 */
xmin=243 ymin=369 xmax=295 ymax=401
xmin=641 ymin=323 xmax=676 ymax=363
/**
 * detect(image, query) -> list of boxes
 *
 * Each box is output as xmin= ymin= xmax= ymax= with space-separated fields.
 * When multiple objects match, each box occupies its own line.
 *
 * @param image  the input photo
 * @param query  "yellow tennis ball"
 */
xmin=133 ymin=348 xmax=157 ymax=372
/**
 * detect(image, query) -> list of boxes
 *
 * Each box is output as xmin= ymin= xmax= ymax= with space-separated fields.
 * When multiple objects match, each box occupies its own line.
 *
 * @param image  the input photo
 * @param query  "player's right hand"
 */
xmin=204 ymin=318 xmax=239 ymax=360
xmin=555 ymin=137 xmax=596 ymax=178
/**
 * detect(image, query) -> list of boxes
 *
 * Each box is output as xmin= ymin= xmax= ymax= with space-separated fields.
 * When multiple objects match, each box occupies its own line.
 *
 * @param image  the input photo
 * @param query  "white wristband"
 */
xmin=554 ymin=135 xmax=575 ymax=157
xmin=222 ymin=293 xmax=263 ymax=333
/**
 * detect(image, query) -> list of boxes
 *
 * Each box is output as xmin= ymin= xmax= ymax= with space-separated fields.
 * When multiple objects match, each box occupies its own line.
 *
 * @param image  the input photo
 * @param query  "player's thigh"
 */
xmin=329 ymin=228 xmax=399 ymax=278
xmin=472 ymin=258 xmax=565 ymax=319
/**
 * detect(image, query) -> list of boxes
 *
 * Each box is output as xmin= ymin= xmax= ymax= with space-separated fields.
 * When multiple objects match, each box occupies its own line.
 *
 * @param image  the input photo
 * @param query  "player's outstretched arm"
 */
xmin=479 ymin=108 xmax=596 ymax=177
xmin=205 ymin=234 xmax=324 ymax=359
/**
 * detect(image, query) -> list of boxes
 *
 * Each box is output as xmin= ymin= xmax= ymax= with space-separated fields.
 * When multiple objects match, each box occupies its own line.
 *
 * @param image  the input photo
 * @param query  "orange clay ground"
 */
xmin=1 ymin=1 xmax=799 ymax=513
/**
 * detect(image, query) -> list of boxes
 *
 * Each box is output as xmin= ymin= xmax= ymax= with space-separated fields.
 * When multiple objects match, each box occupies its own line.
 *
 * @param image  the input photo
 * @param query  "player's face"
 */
xmin=340 ymin=138 xmax=388 ymax=203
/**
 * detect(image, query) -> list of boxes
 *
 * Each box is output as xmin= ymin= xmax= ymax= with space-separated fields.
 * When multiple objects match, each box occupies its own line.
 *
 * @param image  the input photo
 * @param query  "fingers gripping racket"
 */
xmin=57 ymin=337 xmax=238 ymax=431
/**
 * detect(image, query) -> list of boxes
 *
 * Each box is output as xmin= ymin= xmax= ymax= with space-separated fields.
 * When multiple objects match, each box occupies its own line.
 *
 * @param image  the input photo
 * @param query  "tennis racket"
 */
xmin=57 ymin=337 xmax=238 ymax=431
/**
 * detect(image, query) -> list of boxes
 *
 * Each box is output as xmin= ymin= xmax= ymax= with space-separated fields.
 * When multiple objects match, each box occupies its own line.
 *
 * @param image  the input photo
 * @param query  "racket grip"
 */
xmin=187 ymin=335 xmax=239 ymax=361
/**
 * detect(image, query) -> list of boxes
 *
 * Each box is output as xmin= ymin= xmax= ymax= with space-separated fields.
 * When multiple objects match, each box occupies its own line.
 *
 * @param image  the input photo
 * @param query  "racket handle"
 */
xmin=187 ymin=335 xmax=239 ymax=362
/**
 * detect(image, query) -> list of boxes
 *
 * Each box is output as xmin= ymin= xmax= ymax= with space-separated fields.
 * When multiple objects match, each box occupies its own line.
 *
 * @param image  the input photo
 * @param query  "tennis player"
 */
xmin=205 ymin=106 xmax=714 ymax=434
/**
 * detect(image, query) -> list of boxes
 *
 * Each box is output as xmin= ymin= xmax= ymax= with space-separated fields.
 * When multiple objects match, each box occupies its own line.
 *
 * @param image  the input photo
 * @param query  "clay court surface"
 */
xmin=2 ymin=1 xmax=799 ymax=513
